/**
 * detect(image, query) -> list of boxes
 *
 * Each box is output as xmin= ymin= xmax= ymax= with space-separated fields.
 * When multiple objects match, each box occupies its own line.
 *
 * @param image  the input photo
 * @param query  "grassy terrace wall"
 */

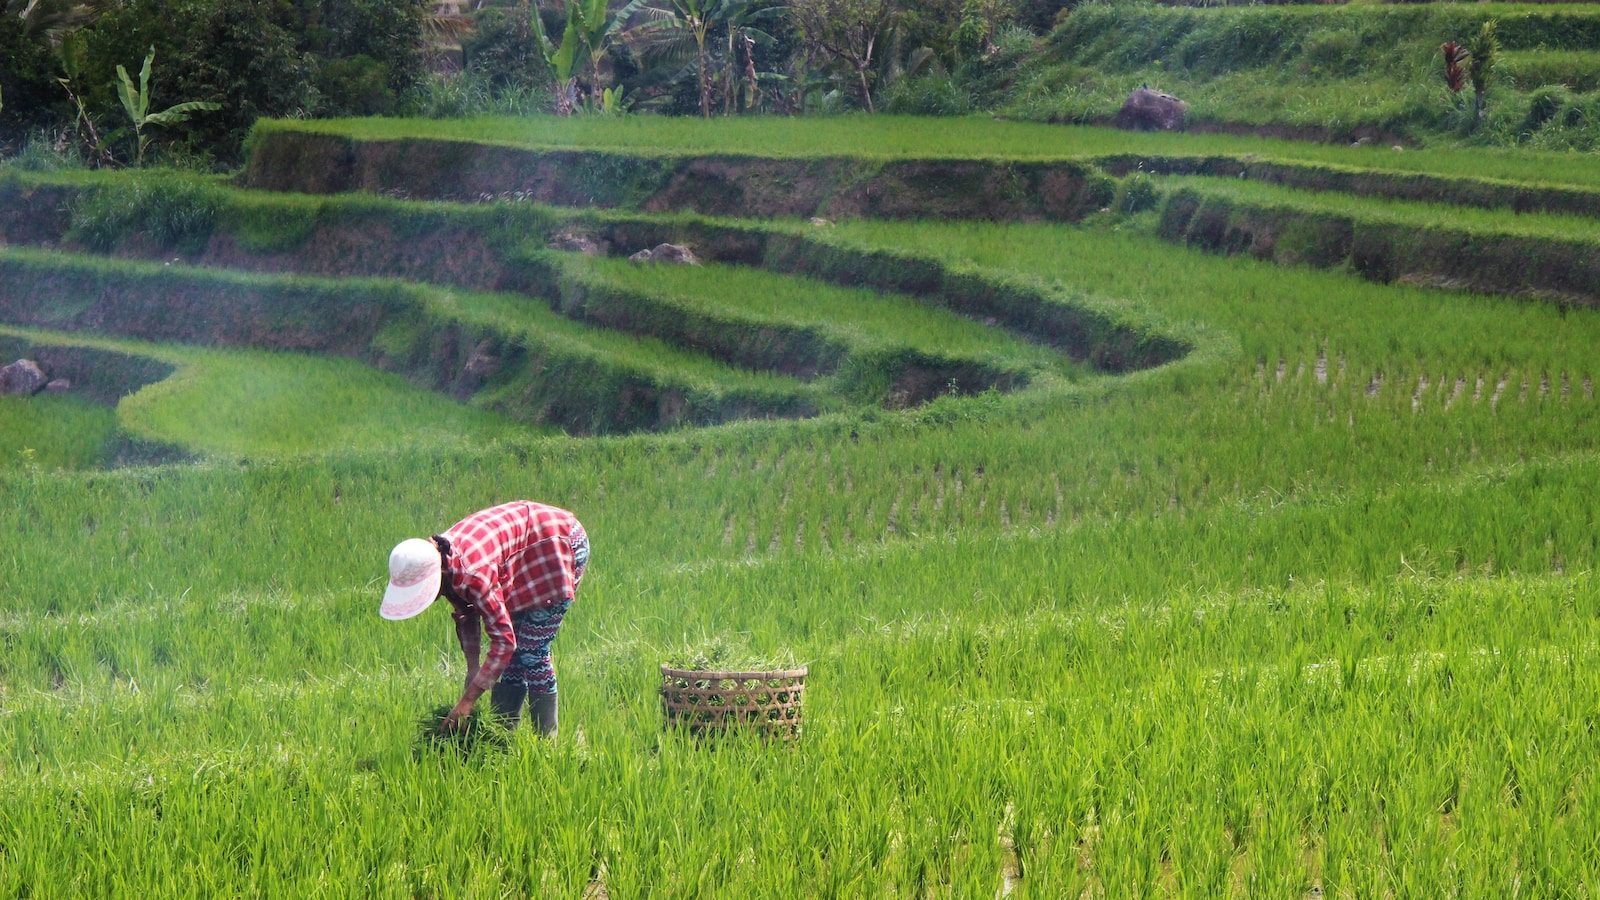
xmin=242 ymin=118 xmax=1600 ymax=221
xmin=1154 ymin=185 xmax=1600 ymax=305
xmin=0 ymin=174 xmax=1187 ymax=416
xmin=1098 ymin=154 xmax=1600 ymax=219
xmin=567 ymin=217 xmax=1186 ymax=374
xmin=0 ymin=248 xmax=816 ymax=435
xmin=242 ymin=126 xmax=1115 ymax=222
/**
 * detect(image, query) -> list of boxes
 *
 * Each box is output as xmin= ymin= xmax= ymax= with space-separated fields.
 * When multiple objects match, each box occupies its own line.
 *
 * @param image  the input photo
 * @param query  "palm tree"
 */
xmin=6 ymin=0 xmax=115 ymax=45
xmin=6 ymin=0 xmax=117 ymax=164
xmin=624 ymin=0 xmax=780 ymax=118
xmin=422 ymin=0 xmax=475 ymax=73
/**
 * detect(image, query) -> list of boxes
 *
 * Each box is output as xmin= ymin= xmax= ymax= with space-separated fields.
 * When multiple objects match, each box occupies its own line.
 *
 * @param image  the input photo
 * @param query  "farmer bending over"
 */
xmin=380 ymin=501 xmax=589 ymax=736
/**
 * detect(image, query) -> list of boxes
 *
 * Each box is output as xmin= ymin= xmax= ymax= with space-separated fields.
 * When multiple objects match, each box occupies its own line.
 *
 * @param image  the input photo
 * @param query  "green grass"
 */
xmin=7 ymin=118 xmax=1600 ymax=893
xmin=0 ymin=393 xmax=119 ymax=471
xmin=115 ymin=343 xmax=541 ymax=458
xmin=1012 ymin=62 xmax=1445 ymax=130
xmin=0 ymin=326 xmax=544 ymax=459
xmin=254 ymin=113 xmax=1600 ymax=190
xmin=260 ymin=112 xmax=1211 ymax=160
xmin=0 ymin=245 xmax=820 ymax=433
xmin=2 ymin=172 xmax=1126 ymax=412
xmin=435 ymin=282 xmax=811 ymax=397
xmin=556 ymin=252 xmax=1081 ymax=380
xmin=821 ymin=216 xmax=1600 ymax=368
xmin=1501 ymin=49 xmax=1600 ymax=92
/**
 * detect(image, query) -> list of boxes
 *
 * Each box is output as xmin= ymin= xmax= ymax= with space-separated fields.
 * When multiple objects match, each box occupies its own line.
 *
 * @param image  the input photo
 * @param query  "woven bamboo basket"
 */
xmin=660 ymin=664 xmax=808 ymax=739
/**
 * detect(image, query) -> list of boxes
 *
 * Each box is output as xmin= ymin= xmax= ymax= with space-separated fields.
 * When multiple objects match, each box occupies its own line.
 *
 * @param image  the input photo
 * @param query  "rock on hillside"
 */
xmin=1115 ymin=88 xmax=1188 ymax=132
xmin=629 ymin=243 xmax=701 ymax=266
xmin=0 ymin=359 xmax=48 ymax=396
xmin=549 ymin=230 xmax=609 ymax=256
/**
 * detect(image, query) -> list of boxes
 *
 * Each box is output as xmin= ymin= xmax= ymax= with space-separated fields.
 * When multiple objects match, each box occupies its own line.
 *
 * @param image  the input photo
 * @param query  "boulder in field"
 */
xmin=0 ymin=359 xmax=48 ymax=396
xmin=629 ymin=243 xmax=700 ymax=266
xmin=1114 ymin=88 xmax=1188 ymax=132
xmin=44 ymin=379 xmax=72 ymax=394
xmin=548 ymin=230 xmax=608 ymax=256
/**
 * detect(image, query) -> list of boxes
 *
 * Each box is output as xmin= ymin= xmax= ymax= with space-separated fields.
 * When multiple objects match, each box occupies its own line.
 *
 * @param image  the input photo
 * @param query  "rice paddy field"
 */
xmin=2 ymin=115 xmax=1599 ymax=896
xmin=256 ymin=113 xmax=1600 ymax=185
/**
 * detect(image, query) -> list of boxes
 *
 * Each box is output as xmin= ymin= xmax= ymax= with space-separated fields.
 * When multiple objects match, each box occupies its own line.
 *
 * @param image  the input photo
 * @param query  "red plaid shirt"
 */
xmin=441 ymin=501 xmax=583 ymax=694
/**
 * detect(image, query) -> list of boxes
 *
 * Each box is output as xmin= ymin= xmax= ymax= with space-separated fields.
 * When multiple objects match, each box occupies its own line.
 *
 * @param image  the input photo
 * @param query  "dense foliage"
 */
xmin=3 ymin=0 xmax=1029 ymax=160
xmin=2 ymin=0 xmax=426 ymax=163
xmin=8 ymin=0 xmax=1600 ymax=162
xmin=0 ymin=11 xmax=62 ymax=133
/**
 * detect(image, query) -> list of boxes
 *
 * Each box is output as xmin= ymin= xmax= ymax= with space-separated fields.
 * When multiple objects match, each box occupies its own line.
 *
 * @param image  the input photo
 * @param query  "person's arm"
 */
xmin=442 ymin=577 xmax=516 ymax=731
xmin=451 ymin=607 xmax=481 ymax=691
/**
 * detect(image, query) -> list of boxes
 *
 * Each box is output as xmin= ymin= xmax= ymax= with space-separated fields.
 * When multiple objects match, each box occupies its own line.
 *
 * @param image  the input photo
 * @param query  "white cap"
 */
xmin=380 ymin=538 xmax=442 ymax=621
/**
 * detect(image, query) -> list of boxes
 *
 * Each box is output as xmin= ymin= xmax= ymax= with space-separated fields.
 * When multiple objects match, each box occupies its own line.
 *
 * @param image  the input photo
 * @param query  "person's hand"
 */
xmin=439 ymin=699 xmax=474 ymax=734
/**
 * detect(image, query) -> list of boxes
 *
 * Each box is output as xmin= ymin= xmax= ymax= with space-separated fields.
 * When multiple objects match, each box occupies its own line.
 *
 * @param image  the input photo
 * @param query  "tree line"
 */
xmin=2 ymin=0 xmax=1066 ymax=166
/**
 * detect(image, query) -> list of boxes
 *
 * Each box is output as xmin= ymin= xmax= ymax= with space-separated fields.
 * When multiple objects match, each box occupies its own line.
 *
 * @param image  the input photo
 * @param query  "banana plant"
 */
xmin=531 ymin=0 xmax=639 ymax=115
xmin=529 ymin=0 xmax=580 ymax=114
xmin=599 ymin=85 xmax=628 ymax=115
xmin=115 ymin=48 xmax=219 ymax=166
xmin=720 ymin=0 xmax=782 ymax=114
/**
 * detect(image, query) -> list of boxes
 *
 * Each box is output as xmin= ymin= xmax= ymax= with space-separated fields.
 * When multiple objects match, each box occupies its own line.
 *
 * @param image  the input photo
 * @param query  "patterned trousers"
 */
xmin=499 ymin=523 xmax=588 ymax=694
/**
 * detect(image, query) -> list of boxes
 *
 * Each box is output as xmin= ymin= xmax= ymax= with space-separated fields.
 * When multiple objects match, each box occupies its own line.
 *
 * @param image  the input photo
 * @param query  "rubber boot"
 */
xmin=527 ymin=692 xmax=558 ymax=738
xmin=490 ymin=681 xmax=528 ymax=729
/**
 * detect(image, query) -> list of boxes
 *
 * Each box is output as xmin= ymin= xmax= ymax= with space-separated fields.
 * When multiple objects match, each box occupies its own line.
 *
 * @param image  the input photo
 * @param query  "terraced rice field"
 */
xmin=2 ymin=117 xmax=1598 ymax=895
